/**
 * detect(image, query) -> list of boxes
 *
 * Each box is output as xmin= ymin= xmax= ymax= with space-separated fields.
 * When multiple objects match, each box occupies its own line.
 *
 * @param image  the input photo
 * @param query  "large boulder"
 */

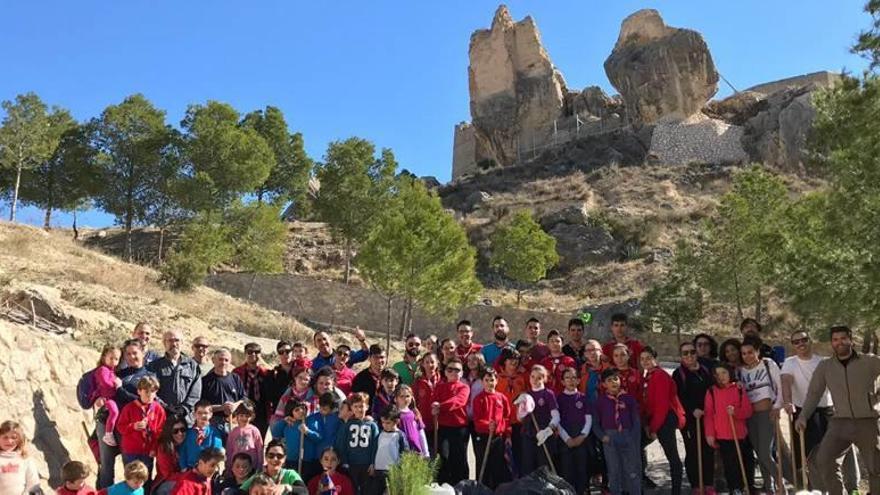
xmin=741 ymin=85 xmax=823 ymax=171
xmin=467 ymin=5 xmax=567 ymax=168
xmin=541 ymin=205 xmax=619 ymax=270
xmin=604 ymin=9 xmax=719 ymax=124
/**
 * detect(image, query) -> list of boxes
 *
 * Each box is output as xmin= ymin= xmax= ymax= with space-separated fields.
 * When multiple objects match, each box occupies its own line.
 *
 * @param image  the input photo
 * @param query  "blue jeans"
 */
xmin=604 ymin=429 xmax=642 ymax=495
xmin=95 ymin=420 xmax=119 ymax=489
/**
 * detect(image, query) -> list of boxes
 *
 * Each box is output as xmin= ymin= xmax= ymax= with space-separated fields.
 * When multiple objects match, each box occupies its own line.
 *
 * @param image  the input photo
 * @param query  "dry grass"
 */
xmin=0 ymin=222 xmax=313 ymax=350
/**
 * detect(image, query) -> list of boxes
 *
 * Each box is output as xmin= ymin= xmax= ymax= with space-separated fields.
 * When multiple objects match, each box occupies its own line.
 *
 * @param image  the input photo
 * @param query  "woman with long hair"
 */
xmin=152 ymin=418 xmax=188 ymax=494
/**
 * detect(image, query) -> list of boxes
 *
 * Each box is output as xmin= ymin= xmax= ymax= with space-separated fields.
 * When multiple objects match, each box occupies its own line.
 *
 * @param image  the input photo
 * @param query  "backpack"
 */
xmin=76 ymin=368 xmax=98 ymax=409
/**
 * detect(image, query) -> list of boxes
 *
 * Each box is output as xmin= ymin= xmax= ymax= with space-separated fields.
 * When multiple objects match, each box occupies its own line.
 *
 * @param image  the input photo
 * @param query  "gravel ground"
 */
xmin=650 ymin=113 xmax=748 ymax=166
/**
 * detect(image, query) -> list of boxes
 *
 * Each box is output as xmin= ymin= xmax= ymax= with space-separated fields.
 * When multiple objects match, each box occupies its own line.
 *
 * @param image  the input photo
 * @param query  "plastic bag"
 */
xmin=454 ymin=480 xmax=493 ymax=495
xmin=495 ymin=466 xmax=576 ymax=495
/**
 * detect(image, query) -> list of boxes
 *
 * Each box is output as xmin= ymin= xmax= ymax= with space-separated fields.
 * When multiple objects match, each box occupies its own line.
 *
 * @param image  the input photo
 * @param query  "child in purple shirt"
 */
xmin=371 ymin=369 xmax=398 ymax=418
xmin=557 ymin=367 xmax=593 ymax=495
xmin=393 ymin=384 xmax=429 ymax=456
xmin=515 ymin=364 xmax=560 ymax=475
xmin=592 ymin=368 xmax=642 ymax=495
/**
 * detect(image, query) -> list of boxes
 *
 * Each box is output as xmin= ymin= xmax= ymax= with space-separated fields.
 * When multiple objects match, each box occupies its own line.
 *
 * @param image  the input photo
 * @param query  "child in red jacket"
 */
xmin=56 ymin=461 xmax=96 ymax=495
xmin=117 ymin=376 xmax=166 ymax=492
xmin=472 ymin=368 xmax=512 ymax=490
xmin=431 ymin=357 xmax=471 ymax=486
xmin=540 ymin=331 xmax=577 ymax=394
xmin=169 ymin=447 xmax=223 ymax=495
xmin=639 ymin=346 xmax=685 ymax=495
xmin=704 ymin=363 xmax=755 ymax=493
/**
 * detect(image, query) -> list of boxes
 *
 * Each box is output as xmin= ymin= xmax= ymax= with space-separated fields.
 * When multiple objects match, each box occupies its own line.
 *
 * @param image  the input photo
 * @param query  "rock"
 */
xmin=564 ymin=86 xmax=621 ymax=119
xmin=466 ymin=5 xmax=567 ymax=169
xmin=649 ymin=113 xmax=748 ymax=165
xmin=293 ymin=258 xmax=313 ymax=273
xmin=539 ymin=204 xmax=590 ymax=229
xmin=742 ymin=86 xmax=821 ymax=170
xmin=604 ymin=9 xmax=718 ymax=124
xmin=420 ymin=176 xmax=442 ymax=190
xmin=703 ymin=91 xmax=764 ymax=125
xmin=462 ymin=191 xmax=492 ymax=213
xmin=548 ymin=222 xmax=619 ymax=271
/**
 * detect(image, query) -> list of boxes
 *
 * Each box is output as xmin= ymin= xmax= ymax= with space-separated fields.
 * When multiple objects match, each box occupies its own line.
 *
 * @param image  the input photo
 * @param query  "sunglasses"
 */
xmin=791 ymin=337 xmax=809 ymax=345
xmin=246 ymin=350 xmax=261 ymax=355
xmin=278 ymin=349 xmax=293 ymax=355
xmin=681 ymin=349 xmax=697 ymax=356
xmin=266 ymin=453 xmax=285 ymax=460
xmin=407 ymin=343 xmax=421 ymax=347
xmin=446 ymin=367 xmax=463 ymax=373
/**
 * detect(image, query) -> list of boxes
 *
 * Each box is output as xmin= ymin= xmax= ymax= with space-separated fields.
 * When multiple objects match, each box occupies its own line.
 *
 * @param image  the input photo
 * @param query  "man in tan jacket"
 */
xmin=797 ymin=325 xmax=880 ymax=495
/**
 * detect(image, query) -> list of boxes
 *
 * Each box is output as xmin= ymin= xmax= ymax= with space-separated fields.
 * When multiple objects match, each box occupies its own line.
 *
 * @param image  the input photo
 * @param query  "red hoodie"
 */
xmin=472 ymin=390 xmax=512 ymax=437
xmin=703 ymin=383 xmax=753 ymax=441
xmin=433 ymin=380 xmax=470 ymax=427
xmin=414 ymin=371 xmax=440 ymax=428
xmin=640 ymin=368 xmax=686 ymax=434
xmin=540 ymin=354 xmax=577 ymax=394
xmin=169 ymin=470 xmax=210 ymax=495
xmin=117 ymin=399 xmax=166 ymax=455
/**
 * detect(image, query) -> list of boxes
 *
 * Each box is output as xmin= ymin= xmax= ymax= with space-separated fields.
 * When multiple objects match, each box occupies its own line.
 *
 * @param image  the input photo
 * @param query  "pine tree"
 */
xmin=489 ymin=210 xmax=559 ymax=305
xmin=0 ymin=93 xmax=54 ymax=221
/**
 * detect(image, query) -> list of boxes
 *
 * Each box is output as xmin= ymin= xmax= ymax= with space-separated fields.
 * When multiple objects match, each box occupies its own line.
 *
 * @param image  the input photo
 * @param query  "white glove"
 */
xmin=536 ymin=427 xmax=553 ymax=446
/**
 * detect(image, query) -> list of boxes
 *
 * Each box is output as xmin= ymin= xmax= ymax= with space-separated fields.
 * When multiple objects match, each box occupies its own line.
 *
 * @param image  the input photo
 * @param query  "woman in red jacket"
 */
xmin=640 ymin=346 xmax=685 ymax=495
xmin=704 ymin=363 xmax=755 ymax=493
xmin=431 ymin=357 xmax=471 ymax=486
xmin=153 ymin=418 xmax=187 ymax=494
xmin=413 ymin=352 xmax=441 ymax=456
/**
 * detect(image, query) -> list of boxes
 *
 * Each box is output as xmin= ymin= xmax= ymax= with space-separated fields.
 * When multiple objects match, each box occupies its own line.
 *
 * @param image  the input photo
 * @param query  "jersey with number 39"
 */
xmin=335 ymin=418 xmax=379 ymax=467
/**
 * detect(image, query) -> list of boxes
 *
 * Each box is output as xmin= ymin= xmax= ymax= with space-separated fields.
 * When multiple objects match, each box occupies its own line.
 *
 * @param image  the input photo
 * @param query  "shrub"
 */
xmin=386 ymin=452 xmax=437 ymax=495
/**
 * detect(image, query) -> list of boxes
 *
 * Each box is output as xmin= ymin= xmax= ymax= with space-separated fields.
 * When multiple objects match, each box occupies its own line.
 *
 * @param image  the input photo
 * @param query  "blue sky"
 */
xmin=0 ymin=0 xmax=870 ymax=228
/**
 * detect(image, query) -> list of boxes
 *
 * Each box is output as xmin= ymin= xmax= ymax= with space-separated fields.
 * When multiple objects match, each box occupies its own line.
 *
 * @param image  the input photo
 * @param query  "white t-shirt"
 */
xmin=738 ymin=358 xmax=783 ymax=408
xmin=781 ymin=354 xmax=832 ymax=408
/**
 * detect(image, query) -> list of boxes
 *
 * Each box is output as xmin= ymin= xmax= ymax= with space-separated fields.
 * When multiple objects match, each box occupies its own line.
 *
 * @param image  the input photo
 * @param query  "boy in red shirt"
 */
xmin=472 ymin=368 xmax=512 ymax=490
xmin=56 ymin=461 xmax=96 ymax=495
xmin=540 ymin=330 xmax=577 ymax=394
xmin=168 ymin=447 xmax=223 ymax=495
xmin=117 ymin=376 xmax=166 ymax=492
xmin=601 ymin=313 xmax=643 ymax=370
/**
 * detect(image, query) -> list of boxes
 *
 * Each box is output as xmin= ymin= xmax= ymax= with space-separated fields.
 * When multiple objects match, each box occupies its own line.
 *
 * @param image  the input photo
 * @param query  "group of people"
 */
xmin=1 ymin=315 xmax=879 ymax=495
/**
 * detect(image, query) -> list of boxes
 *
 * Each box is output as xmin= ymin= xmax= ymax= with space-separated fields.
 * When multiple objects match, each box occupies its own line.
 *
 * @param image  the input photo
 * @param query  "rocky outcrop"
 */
xmin=604 ymin=9 xmax=718 ymax=125
xmin=457 ymin=5 xmax=568 ymax=173
xmin=540 ymin=204 xmax=619 ymax=270
xmin=0 ymin=321 xmax=98 ymax=490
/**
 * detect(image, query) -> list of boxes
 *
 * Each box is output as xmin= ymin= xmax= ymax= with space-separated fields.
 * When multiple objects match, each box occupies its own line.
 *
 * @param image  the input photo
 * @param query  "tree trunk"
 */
xmin=398 ymin=301 xmax=409 ymax=339
xmin=516 ymin=289 xmax=522 ymax=306
xmin=732 ymin=270 xmax=744 ymax=321
xmin=676 ymin=324 xmax=682 ymax=345
xmin=43 ymin=207 xmax=52 ymax=230
xmin=125 ymin=213 xmax=133 ymax=263
xmin=754 ymin=287 xmax=763 ymax=324
xmin=405 ymin=297 xmax=414 ymax=335
xmin=9 ymin=161 xmax=22 ymax=222
xmin=344 ymin=240 xmax=352 ymax=284
xmin=72 ymin=209 xmax=79 ymax=240
xmin=385 ymin=296 xmax=393 ymax=356
xmin=157 ymin=227 xmax=165 ymax=265
xmin=247 ymin=272 xmax=258 ymax=301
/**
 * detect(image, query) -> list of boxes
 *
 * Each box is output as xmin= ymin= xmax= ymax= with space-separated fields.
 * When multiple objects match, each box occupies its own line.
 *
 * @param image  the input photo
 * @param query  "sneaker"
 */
xmin=102 ymin=432 xmax=117 ymax=446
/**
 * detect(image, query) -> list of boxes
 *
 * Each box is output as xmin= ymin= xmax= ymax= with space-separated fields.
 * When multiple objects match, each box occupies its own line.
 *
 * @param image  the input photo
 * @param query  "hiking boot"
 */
xmin=102 ymin=432 xmax=117 ymax=446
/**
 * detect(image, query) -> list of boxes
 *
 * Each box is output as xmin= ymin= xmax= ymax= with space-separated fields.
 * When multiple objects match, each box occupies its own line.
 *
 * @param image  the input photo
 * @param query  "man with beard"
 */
xmin=392 ymin=334 xmax=422 ymax=385
xmin=191 ymin=336 xmax=212 ymax=377
xmin=797 ymin=325 xmax=880 ymax=495
xmin=481 ymin=316 xmax=514 ymax=368
xmin=311 ymin=328 xmax=369 ymax=370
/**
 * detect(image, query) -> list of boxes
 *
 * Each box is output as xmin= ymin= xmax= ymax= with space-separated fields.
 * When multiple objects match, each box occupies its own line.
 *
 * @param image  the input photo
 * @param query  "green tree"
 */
xmin=92 ymin=94 xmax=176 ymax=261
xmin=240 ymin=106 xmax=313 ymax=210
xmin=357 ymin=177 xmax=482 ymax=346
xmin=0 ymin=93 xmax=55 ymax=221
xmin=160 ymin=213 xmax=233 ymax=290
xmin=226 ymin=201 xmax=287 ymax=274
xmin=697 ymin=166 xmax=789 ymax=322
xmin=181 ymin=101 xmax=274 ymax=212
xmin=314 ymin=138 xmax=397 ymax=283
xmin=489 ymin=209 xmax=559 ymax=305
xmin=18 ymin=114 xmax=99 ymax=229
xmin=642 ymin=247 xmax=704 ymax=343
xmin=854 ymin=0 xmax=880 ymax=69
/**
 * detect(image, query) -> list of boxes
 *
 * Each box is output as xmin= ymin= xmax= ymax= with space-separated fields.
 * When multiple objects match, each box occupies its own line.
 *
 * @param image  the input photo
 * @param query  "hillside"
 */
xmin=0 ymin=222 xmax=382 ymax=490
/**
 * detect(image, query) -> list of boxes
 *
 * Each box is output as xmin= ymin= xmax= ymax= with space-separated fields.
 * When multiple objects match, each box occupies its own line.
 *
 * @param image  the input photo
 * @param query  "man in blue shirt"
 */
xmin=311 ymin=327 xmax=369 ymax=370
xmin=481 ymin=316 xmax=514 ymax=368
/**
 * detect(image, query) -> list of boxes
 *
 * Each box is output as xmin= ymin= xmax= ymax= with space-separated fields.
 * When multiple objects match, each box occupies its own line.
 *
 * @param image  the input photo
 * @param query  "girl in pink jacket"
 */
xmin=703 ymin=363 xmax=754 ymax=493
xmin=95 ymin=345 xmax=123 ymax=447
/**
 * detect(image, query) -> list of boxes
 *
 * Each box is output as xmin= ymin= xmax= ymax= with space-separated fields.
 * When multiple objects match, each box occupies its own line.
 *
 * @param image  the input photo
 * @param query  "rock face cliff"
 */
xmin=604 ymin=9 xmax=719 ymax=125
xmin=458 ymin=6 xmax=568 ymax=174
xmin=450 ymin=6 xmax=840 ymax=180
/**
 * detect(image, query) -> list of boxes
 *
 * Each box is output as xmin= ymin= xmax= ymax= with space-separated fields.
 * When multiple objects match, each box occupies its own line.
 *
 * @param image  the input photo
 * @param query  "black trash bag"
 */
xmin=494 ymin=466 xmax=576 ymax=495
xmin=454 ymin=480 xmax=493 ymax=495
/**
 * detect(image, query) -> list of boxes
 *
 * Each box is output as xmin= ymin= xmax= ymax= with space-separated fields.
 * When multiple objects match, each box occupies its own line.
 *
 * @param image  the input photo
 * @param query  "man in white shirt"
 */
xmin=781 ymin=330 xmax=859 ymax=492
